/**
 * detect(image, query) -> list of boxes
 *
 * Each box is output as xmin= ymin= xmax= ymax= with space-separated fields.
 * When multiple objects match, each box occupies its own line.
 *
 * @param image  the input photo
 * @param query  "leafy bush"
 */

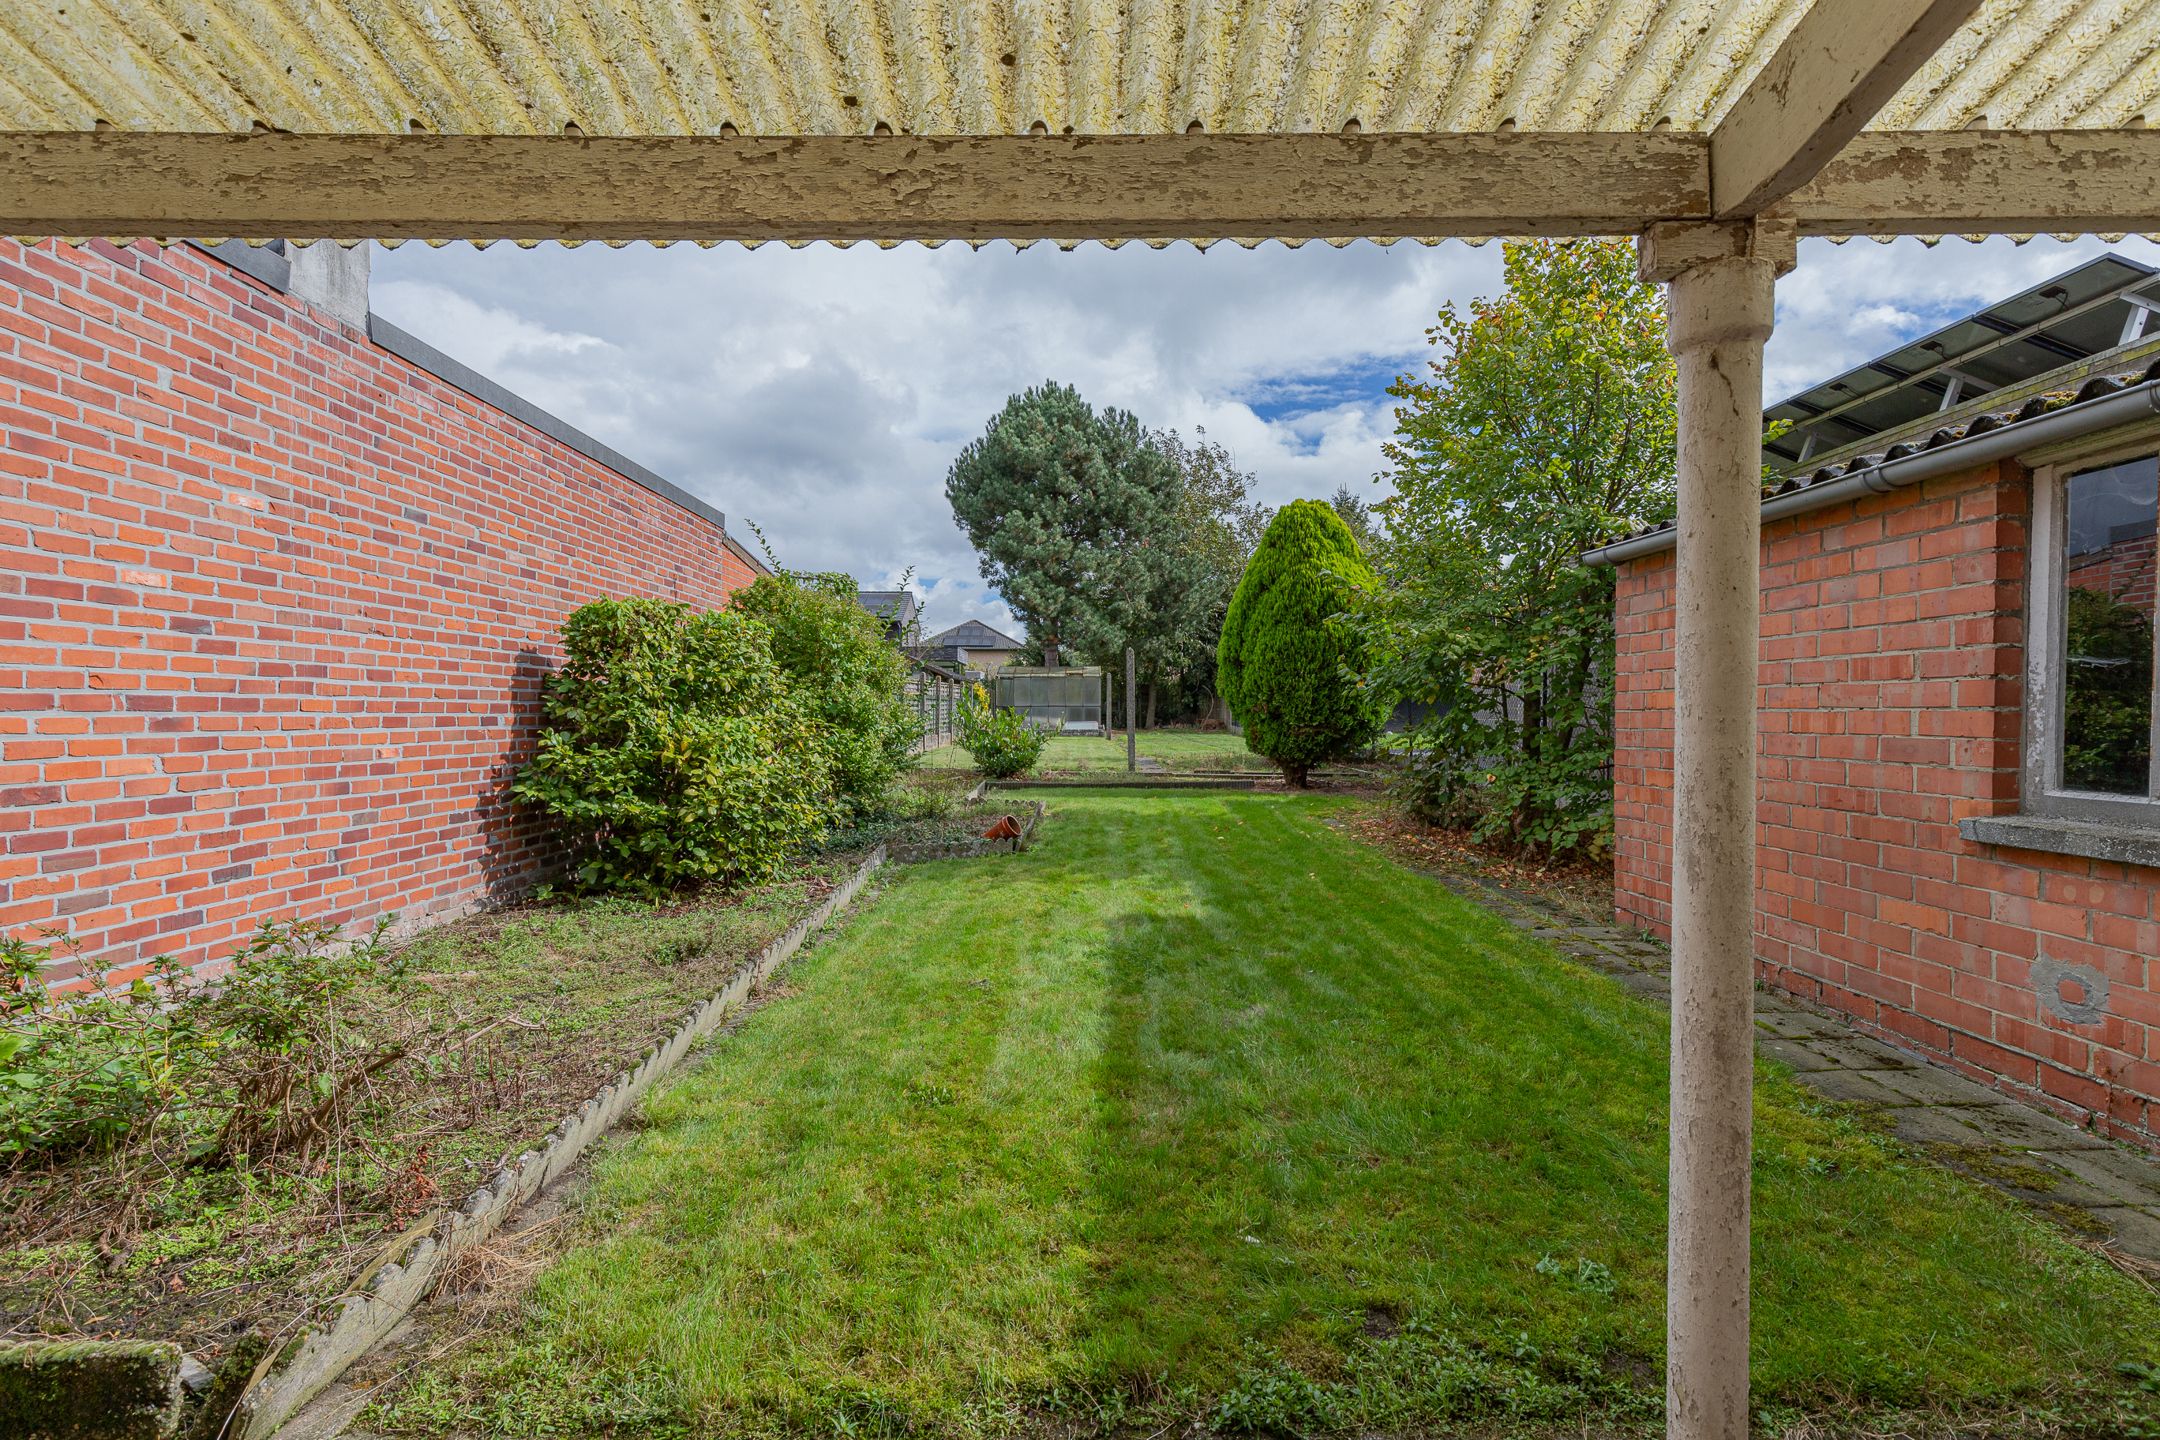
xmin=512 ymin=597 xmax=835 ymax=894
xmin=955 ymin=684 xmax=1045 ymax=778
xmin=1 ymin=917 xmax=411 ymax=1163
xmin=1 ymin=936 xmax=194 ymax=1157
xmin=1216 ymin=499 xmax=1386 ymax=786
xmin=1364 ymin=240 xmax=1677 ymax=857
xmin=731 ymin=573 xmax=919 ymax=818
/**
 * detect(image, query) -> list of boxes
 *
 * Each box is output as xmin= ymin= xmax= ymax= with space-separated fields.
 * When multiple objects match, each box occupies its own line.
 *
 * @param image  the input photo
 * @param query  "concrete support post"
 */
xmin=1636 ymin=220 xmax=1793 ymax=1440
xmin=1125 ymin=647 xmax=1137 ymax=772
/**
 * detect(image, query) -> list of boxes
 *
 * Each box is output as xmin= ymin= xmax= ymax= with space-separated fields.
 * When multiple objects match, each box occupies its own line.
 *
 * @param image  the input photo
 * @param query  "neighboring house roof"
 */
xmin=856 ymin=590 xmax=917 ymax=627
xmin=926 ymin=620 xmax=1023 ymax=651
xmin=1584 ymin=356 xmax=2160 ymax=568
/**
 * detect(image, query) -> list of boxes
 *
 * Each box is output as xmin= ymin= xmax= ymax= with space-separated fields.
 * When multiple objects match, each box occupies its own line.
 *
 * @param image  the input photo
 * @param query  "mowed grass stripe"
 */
xmin=374 ymin=792 xmax=2158 ymax=1438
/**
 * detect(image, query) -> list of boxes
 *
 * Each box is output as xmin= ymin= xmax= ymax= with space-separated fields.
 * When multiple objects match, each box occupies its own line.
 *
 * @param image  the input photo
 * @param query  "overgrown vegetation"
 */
xmin=1364 ymin=239 xmax=1679 ymax=858
xmin=731 ymin=572 xmax=919 ymax=818
xmin=366 ymin=793 xmax=2160 ymax=1440
xmin=954 ymin=682 xmax=1046 ymax=777
xmin=512 ymin=596 xmax=838 ymax=894
xmin=1217 ymin=500 xmax=1386 ymax=786
xmin=2 ymin=919 xmax=412 ymax=1165
xmin=0 ymin=855 xmax=862 ymax=1351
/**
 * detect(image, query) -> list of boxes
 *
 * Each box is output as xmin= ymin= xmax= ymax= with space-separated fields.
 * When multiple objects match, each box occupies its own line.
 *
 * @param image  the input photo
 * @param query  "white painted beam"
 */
xmin=1710 ymin=0 xmax=1982 ymax=218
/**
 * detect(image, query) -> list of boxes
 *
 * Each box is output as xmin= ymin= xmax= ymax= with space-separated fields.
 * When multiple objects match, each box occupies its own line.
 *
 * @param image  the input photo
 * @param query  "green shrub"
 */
xmin=730 ymin=573 xmax=919 ymax=818
xmin=955 ymin=684 xmax=1045 ymax=778
xmin=1 ymin=917 xmax=411 ymax=1163
xmin=1216 ymin=500 xmax=1386 ymax=786
xmin=512 ymin=597 xmax=834 ymax=894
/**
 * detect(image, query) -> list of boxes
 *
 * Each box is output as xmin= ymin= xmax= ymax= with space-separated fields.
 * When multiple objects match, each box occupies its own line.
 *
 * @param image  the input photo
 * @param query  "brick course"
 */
xmin=1 ymin=240 xmax=760 ymax=985
xmin=1614 ymin=459 xmax=2160 ymax=1150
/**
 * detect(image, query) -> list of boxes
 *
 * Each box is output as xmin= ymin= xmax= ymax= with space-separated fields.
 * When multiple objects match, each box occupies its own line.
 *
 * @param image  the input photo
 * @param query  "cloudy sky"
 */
xmin=371 ymin=233 xmax=2160 ymax=637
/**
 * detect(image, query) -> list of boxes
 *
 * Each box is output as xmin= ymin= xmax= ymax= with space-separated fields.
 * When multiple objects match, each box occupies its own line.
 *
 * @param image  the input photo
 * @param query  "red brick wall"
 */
xmin=1 ymin=240 xmax=757 ymax=986
xmin=1614 ymin=460 xmax=2160 ymax=1151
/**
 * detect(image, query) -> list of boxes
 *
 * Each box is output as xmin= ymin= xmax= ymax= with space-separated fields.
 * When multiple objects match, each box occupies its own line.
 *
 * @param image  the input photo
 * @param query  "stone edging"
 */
xmin=887 ymin=801 xmax=1045 ymax=863
xmin=233 ymin=846 xmax=887 ymax=1439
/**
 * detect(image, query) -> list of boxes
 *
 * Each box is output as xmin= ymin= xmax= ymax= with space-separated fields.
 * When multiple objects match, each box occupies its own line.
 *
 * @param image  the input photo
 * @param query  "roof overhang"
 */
xmin=1 ymin=0 xmax=2155 ymax=246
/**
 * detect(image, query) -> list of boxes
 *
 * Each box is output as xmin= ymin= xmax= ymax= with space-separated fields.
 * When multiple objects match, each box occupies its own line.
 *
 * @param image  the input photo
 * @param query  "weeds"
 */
xmin=1 ymin=917 xmax=414 ymax=1165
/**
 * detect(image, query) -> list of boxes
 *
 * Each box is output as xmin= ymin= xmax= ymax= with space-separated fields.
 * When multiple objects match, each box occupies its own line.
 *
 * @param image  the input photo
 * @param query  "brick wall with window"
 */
xmin=1614 ymin=457 xmax=2160 ymax=1151
xmin=1 ymin=239 xmax=756 ymax=987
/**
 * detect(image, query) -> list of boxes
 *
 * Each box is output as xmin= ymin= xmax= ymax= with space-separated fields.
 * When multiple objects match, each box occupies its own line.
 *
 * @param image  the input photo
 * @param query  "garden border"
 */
xmin=990 ymin=776 xmax=1267 ymax=791
xmin=230 ymin=845 xmax=887 ymax=1440
xmin=887 ymin=801 xmax=1045 ymax=863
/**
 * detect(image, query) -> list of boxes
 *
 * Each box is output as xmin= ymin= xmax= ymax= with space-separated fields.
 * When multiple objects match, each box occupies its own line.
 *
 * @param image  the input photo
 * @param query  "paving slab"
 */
xmin=2086 ymin=1206 xmax=2160 ymax=1255
xmin=1961 ymin=1103 xmax=2116 ymax=1153
xmin=1885 ymin=1105 xmax=2011 ymax=1150
xmin=2031 ymin=1144 xmax=2160 ymax=1204
xmin=1865 ymin=1065 xmax=2002 ymax=1108
xmin=1791 ymin=1032 xmax=1920 ymax=1072
xmin=1800 ymin=1068 xmax=1915 ymax=1108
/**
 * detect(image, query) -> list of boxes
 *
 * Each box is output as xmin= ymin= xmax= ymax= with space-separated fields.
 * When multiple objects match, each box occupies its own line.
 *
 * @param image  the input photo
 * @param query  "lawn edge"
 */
xmin=888 ymin=799 xmax=1046 ymax=862
xmin=229 ymin=845 xmax=889 ymax=1440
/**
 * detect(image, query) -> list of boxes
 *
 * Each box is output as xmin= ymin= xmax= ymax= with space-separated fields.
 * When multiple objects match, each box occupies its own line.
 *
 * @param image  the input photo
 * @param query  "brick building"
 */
xmin=1587 ymin=256 xmax=2160 ymax=1151
xmin=1 ymin=238 xmax=768 ymax=987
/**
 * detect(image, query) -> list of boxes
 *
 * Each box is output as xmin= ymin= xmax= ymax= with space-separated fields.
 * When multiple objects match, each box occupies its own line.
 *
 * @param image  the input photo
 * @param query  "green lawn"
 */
xmin=920 ymin=727 xmax=1275 ymax=773
xmin=375 ymin=794 xmax=2158 ymax=1439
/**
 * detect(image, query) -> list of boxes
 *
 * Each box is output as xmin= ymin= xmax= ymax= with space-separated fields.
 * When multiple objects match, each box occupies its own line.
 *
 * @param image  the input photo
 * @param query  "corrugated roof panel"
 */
xmin=5 ymin=1 xmax=2153 ymax=139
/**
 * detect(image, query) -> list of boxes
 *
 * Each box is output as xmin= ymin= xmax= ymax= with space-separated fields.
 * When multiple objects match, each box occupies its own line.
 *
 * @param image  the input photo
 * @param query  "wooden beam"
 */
xmin=0 ymin=130 xmax=1709 ymax=242
xmin=1781 ymin=130 xmax=2160 ymax=234
xmin=1710 ymin=0 xmax=1981 ymax=218
xmin=2 ymin=127 xmax=2153 ymax=242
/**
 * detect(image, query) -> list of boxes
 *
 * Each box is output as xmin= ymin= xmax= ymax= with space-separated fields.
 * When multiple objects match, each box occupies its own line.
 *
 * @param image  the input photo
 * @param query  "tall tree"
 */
xmin=1124 ymin=428 xmax=1271 ymax=726
xmin=1327 ymin=483 xmax=1380 ymax=553
xmin=1218 ymin=500 xmax=1385 ymax=786
xmin=945 ymin=383 xmax=1177 ymax=666
xmin=1365 ymin=238 xmax=1677 ymax=856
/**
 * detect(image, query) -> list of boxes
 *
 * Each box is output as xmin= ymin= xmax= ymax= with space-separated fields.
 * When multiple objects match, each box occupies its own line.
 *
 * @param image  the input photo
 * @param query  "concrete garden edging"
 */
xmin=991 ymin=776 xmax=1267 ymax=791
xmin=0 ymin=1339 xmax=184 ymax=1440
xmin=228 ymin=846 xmax=887 ymax=1440
xmin=887 ymin=801 xmax=1045 ymax=863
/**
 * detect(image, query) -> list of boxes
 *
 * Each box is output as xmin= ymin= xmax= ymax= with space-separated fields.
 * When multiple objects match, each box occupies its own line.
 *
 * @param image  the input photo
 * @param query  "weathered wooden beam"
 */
xmin=1781 ymin=130 xmax=2160 ymax=234
xmin=3 ymin=127 xmax=2153 ymax=242
xmin=0 ymin=129 xmax=1709 ymax=242
xmin=1710 ymin=0 xmax=1980 ymax=218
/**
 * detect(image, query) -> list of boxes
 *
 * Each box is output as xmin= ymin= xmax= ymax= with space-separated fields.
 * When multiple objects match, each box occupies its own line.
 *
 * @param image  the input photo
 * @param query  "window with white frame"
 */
xmin=2027 ymin=445 xmax=2160 ymax=824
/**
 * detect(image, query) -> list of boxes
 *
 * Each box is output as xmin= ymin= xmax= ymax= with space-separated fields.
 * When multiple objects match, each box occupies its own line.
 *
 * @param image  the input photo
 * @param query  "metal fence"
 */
xmin=906 ymin=661 xmax=965 ymax=751
xmin=993 ymin=666 xmax=1107 ymax=733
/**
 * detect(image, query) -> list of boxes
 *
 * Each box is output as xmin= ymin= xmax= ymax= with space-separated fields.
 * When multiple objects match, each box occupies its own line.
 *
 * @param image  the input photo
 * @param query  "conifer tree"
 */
xmin=944 ymin=383 xmax=1176 ymax=666
xmin=1216 ymin=499 xmax=1384 ymax=786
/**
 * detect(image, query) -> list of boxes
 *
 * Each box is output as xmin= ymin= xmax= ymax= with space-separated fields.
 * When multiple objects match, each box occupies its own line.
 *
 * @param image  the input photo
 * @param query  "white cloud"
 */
xmin=369 ymin=233 xmax=2160 ymax=638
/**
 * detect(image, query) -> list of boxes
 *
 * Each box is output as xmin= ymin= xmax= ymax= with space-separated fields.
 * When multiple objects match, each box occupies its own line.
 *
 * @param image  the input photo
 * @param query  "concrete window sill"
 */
xmin=1959 ymin=813 xmax=2160 ymax=870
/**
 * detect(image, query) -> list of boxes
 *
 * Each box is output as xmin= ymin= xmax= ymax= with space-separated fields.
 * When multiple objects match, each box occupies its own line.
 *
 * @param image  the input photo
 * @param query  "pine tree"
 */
xmin=1216 ymin=499 xmax=1385 ymax=786
xmin=944 ymin=383 xmax=1177 ymax=666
